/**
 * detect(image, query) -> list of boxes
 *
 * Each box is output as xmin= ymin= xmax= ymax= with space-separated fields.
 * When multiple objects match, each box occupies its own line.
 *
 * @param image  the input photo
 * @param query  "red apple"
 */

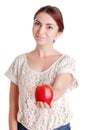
xmin=35 ymin=84 xmax=53 ymax=105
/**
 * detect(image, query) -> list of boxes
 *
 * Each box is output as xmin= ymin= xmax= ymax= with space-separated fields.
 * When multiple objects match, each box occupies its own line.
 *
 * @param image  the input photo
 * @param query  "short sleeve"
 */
xmin=57 ymin=55 xmax=78 ymax=90
xmin=5 ymin=56 xmax=19 ymax=85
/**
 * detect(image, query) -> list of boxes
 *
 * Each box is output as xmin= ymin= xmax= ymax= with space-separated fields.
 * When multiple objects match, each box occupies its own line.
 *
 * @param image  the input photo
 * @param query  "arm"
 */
xmin=52 ymin=73 xmax=73 ymax=101
xmin=9 ymin=81 xmax=19 ymax=130
xmin=36 ymin=73 xmax=73 ymax=108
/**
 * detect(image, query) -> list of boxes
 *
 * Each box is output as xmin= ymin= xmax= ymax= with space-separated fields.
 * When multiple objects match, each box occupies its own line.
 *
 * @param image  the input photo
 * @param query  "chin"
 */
xmin=36 ymin=40 xmax=46 ymax=45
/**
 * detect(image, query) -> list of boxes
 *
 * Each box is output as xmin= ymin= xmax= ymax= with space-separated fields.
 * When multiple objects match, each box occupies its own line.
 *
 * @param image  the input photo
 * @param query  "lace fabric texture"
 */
xmin=5 ymin=54 xmax=78 ymax=130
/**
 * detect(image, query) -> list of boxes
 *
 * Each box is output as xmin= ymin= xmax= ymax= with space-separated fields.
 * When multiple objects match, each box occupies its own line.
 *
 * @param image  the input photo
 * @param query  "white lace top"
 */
xmin=5 ymin=54 xmax=78 ymax=130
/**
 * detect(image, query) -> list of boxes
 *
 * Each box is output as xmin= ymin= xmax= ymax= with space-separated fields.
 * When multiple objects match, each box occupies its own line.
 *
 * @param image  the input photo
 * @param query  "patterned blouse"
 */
xmin=5 ymin=53 xmax=78 ymax=130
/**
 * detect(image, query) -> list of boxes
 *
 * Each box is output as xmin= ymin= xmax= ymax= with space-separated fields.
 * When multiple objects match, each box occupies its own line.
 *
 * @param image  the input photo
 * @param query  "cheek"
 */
xmin=48 ymin=32 xmax=57 ymax=42
xmin=53 ymin=31 xmax=58 ymax=39
xmin=49 ymin=33 xmax=56 ymax=39
xmin=32 ymin=26 xmax=34 ymax=34
xmin=32 ymin=27 xmax=36 ymax=37
xmin=32 ymin=27 xmax=38 ymax=36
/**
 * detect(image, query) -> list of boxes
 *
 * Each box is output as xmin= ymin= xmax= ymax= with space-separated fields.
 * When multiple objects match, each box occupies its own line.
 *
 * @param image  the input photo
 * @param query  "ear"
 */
xmin=53 ymin=32 xmax=62 ymax=43
xmin=56 ymin=32 xmax=62 ymax=38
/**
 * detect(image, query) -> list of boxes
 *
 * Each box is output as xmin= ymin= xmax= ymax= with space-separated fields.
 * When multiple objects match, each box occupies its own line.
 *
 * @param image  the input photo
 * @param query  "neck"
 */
xmin=34 ymin=45 xmax=57 ymax=57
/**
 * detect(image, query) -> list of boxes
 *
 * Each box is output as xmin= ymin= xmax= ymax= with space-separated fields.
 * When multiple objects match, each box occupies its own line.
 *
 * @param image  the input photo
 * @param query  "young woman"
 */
xmin=5 ymin=5 xmax=78 ymax=130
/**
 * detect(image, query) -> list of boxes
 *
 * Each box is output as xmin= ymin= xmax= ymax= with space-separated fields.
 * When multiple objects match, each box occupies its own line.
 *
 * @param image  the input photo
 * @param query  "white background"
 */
xmin=0 ymin=0 xmax=87 ymax=129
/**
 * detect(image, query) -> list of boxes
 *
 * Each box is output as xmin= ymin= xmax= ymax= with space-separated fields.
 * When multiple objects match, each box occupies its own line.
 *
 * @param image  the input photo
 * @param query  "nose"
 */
xmin=38 ymin=25 xmax=45 ymax=35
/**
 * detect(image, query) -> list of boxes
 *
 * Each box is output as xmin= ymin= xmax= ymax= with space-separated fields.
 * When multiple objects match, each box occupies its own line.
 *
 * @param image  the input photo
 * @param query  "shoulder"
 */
xmin=10 ymin=53 xmax=26 ymax=69
xmin=59 ymin=54 xmax=75 ymax=64
xmin=57 ymin=54 xmax=76 ymax=72
xmin=14 ymin=53 xmax=25 ymax=63
xmin=15 ymin=53 xmax=25 ymax=59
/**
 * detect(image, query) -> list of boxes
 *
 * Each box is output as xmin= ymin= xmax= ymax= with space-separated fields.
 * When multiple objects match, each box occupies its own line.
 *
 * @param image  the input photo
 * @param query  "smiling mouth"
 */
xmin=36 ymin=36 xmax=46 ymax=40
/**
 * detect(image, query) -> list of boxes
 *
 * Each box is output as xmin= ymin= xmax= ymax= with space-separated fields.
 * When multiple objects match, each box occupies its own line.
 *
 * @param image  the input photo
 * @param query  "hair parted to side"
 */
xmin=34 ymin=5 xmax=64 ymax=32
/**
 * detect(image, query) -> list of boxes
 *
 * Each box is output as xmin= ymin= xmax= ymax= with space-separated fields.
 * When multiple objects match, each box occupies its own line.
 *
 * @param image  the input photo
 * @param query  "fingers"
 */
xmin=49 ymin=101 xmax=53 ymax=108
xmin=44 ymin=102 xmax=50 ymax=108
xmin=36 ymin=101 xmax=51 ymax=108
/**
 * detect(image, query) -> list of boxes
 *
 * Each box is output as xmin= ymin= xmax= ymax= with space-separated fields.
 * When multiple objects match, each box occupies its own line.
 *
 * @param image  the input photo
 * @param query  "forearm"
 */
xmin=9 ymin=119 xmax=17 ymax=130
xmin=53 ymin=87 xmax=64 ymax=101
xmin=9 ymin=112 xmax=18 ymax=130
xmin=52 ymin=73 xmax=73 ymax=101
xmin=9 ymin=82 xmax=19 ymax=130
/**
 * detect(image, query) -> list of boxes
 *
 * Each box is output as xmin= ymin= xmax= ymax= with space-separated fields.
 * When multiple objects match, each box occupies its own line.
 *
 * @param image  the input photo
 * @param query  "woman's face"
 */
xmin=32 ymin=12 xmax=59 ymax=46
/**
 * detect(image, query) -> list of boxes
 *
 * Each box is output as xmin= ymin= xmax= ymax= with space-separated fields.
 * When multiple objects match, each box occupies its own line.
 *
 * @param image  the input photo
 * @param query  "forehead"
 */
xmin=35 ymin=12 xmax=57 ymax=26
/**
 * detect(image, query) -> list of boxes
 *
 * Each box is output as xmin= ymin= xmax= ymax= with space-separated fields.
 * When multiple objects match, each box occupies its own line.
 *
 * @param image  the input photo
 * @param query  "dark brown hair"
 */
xmin=34 ymin=5 xmax=64 ymax=32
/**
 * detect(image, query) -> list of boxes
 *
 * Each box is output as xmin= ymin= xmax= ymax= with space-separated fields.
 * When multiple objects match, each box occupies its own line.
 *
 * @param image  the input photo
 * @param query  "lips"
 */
xmin=36 ymin=35 xmax=45 ymax=40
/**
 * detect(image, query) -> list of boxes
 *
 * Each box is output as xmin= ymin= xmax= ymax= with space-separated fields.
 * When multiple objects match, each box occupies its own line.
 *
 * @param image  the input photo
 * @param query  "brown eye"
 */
xmin=47 ymin=26 xmax=53 ymax=30
xmin=34 ymin=21 xmax=41 ymax=26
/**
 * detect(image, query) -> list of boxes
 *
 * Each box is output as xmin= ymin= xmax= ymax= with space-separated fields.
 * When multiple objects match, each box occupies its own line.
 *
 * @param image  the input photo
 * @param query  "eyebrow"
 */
xmin=34 ymin=19 xmax=58 ymax=28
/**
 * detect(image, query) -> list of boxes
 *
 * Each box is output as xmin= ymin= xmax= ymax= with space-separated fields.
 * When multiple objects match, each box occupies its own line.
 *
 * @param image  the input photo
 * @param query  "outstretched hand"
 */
xmin=36 ymin=101 xmax=53 ymax=108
